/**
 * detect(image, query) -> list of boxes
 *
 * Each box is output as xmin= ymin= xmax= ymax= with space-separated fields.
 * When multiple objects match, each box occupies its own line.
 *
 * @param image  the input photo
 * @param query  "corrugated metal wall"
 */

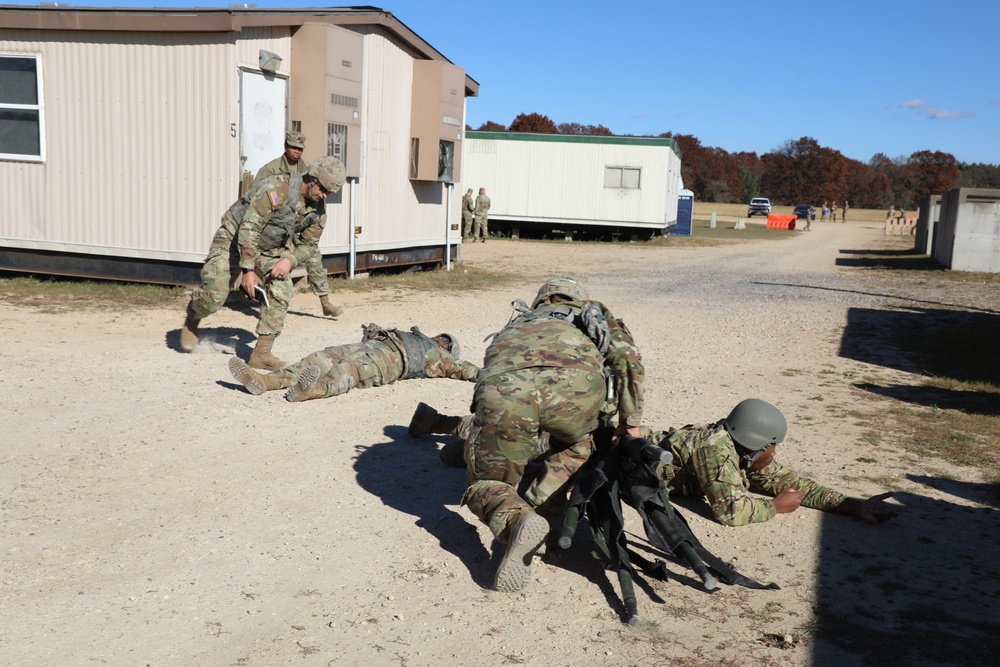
xmin=0 ymin=28 xmax=289 ymax=263
xmin=351 ymin=26 xmax=457 ymax=252
xmin=463 ymin=136 xmax=681 ymax=229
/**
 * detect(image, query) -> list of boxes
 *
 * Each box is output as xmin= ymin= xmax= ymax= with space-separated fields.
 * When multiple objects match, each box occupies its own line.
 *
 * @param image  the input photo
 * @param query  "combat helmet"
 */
xmin=531 ymin=276 xmax=589 ymax=308
xmin=436 ymin=333 xmax=460 ymax=358
xmin=723 ymin=399 xmax=787 ymax=451
xmin=307 ymin=156 xmax=346 ymax=194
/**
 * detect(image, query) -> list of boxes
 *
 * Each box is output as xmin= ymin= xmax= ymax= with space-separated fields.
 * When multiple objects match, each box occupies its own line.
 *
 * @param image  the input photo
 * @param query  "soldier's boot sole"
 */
xmin=408 ymin=402 xmax=439 ymax=438
xmin=494 ymin=513 xmax=549 ymax=592
xmin=285 ymin=365 xmax=324 ymax=402
xmin=229 ymin=357 xmax=287 ymax=396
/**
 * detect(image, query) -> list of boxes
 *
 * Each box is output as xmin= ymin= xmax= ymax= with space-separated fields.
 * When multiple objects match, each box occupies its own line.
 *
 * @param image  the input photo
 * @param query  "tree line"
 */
xmin=473 ymin=113 xmax=1000 ymax=210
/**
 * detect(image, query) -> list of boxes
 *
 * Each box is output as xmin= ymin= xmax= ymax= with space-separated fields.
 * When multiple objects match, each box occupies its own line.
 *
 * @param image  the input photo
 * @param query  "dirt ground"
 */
xmin=2 ymin=220 xmax=998 ymax=667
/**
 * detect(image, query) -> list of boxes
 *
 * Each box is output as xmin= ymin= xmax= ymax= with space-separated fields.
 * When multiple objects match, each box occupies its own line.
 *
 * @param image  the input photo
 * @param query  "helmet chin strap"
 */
xmin=737 ymin=445 xmax=767 ymax=467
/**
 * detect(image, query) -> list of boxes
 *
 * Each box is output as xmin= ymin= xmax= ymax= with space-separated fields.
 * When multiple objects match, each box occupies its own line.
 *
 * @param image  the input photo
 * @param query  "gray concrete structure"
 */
xmin=932 ymin=188 xmax=1000 ymax=273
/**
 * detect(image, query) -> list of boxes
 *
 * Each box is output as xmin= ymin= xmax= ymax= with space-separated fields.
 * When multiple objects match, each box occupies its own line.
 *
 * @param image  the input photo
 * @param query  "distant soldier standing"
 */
xmin=461 ymin=188 xmax=475 ymax=239
xmin=228 ymin=324 xmax=478 ymax=402
xmin=463 ymin=277 xmax=644 ymax=592
xmin=473 ymin=187 xmax=491 ymax=242
xmin=180 ymin=156 xmax=346 ymax=369
xmin=253 ymin=131 xmax=345 ymax=318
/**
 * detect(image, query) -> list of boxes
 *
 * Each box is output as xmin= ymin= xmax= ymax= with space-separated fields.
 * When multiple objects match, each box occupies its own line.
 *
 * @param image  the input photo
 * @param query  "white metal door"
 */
xmin=240 ymin=70 xmax=287 ymax=180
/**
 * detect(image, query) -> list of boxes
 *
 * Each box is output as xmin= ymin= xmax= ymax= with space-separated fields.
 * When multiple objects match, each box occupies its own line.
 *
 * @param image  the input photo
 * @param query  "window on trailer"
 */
xmin=604 ymin=166 xmax=641 ymax=189
xmin=0 ymin=54 xmax=44 ymax=161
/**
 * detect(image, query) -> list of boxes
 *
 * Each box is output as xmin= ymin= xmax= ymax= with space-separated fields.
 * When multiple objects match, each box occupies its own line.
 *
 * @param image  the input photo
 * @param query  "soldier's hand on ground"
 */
xmin=241 ymin=270 xmax=259 ymax=300
xmin=772 ymin=488 xmax=806 ymax=514
xmin=859 ymin=492 xmax=901 ymax=523
xmin=269 ymin=257 xmax=292 ymax=280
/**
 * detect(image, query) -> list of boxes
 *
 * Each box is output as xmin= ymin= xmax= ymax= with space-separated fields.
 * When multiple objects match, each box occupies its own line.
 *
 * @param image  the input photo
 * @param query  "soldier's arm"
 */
xmin=288 ymin=211 xmax=327 ymax=269
xmin=423 ymin=348 xmax=481 ymax=381
xmin=601 ymin=306 xmax=644 ymax=428
xmin=747 ymin=460 xmax=845 ymax=512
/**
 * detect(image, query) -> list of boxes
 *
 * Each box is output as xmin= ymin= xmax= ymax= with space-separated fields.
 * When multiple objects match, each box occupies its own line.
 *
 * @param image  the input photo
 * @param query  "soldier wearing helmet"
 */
xmin=180 ymin=154 xmax=346 ymax=370
xmin=251 ymin=131 xmax=347 ymax=320
xmin=227 ymin=323 xmax=478 ymax=403
xmin=652 ymin=398 xmax=899 ymax=526
xmin=462 ymin=277 xmax=645 ymax=592
xmin=418 ymin=397 xmax=900 ymax=527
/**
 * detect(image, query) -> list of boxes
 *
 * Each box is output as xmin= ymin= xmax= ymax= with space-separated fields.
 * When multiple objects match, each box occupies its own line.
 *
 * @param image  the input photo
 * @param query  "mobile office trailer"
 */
xmin=462 ymin=131 xmax=682 ymax=239
xmin=0 ymin=5 xmax=477 ymax=285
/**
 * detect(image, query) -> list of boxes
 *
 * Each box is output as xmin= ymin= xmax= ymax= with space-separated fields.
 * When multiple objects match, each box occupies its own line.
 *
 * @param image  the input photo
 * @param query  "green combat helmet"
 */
xmin=437 ymin=332 xmax=460 ymax=358
xmin=308 ymin=155 xmax=346 ymax=194
xmin=531 ymin=276 xmax=589 ymax=308
xmin=723 ymin=398 xmax=787 ymax=451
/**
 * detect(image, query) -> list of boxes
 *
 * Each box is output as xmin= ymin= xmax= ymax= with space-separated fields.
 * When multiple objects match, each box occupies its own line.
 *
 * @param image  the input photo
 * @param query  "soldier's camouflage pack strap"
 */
xmin=559 ymin=427 xmax=779 ymax=626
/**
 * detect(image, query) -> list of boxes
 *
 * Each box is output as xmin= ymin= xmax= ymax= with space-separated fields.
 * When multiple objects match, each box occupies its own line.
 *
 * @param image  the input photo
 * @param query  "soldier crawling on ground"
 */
xmin=411 ymin=398 xmax=900 ymax=527
xmin=228 ymin=323 xmax=479 ymax=402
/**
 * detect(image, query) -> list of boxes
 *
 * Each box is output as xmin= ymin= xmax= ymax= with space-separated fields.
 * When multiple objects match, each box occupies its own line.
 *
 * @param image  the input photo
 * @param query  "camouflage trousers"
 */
xmin=471 ymin=214 xmax=488 ymax=240
xmin=461 ymin=213 xmax=474 ymax=238
xmin=269 ymin=342 xmax=394 ymax=399
xmin=463 ymin=366 xmax=605 ymax=542
xmin=186 ymin=228 xmax=293 ymax=336
xmin=301 ymin=247 xmax=331 ymax=297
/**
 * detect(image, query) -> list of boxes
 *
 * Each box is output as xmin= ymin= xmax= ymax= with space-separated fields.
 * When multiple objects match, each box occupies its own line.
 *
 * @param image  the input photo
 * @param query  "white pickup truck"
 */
xmin=747 ymin=197 xmax=771 ymax=217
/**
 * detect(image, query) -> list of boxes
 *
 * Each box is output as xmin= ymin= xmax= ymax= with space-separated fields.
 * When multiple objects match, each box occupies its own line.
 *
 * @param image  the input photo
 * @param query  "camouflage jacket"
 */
xmin=228 ymin=173 xmax=326 ymax=272
xmin=251 ymin=154 xmax=309 ymax=190
xmin=356 ymin=326 xmax=480 ymax=387
xmin=462 ymin=194 xmax=475 ymax=219
xmin=480 ymin=300 xmax=644 ymax=427
xmin=474 ymin=194 xmax=491 ymax=216
xmin=647 ymin=422 xmax=845 ymax=526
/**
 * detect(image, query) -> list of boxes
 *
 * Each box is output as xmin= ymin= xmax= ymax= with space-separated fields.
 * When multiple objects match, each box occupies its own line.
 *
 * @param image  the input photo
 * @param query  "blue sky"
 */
xmin=8 ymin=0 xmax=998 ymax=164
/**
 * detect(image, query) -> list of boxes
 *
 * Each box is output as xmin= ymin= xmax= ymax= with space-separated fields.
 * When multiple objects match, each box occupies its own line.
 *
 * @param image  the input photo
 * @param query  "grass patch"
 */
xmin=649 ymin=218 xmax=795 ymax=247
xmin=0 ymin=273 xmax=188 ymax=311
xmin=0 ymin=263 xmax=522 ymax=311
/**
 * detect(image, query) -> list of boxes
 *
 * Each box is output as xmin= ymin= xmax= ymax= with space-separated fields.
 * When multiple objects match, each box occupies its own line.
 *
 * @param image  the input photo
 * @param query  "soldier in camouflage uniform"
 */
xmin=415 ymin=398 xmax=898 ymax=526
xmin=461 ymin=188 xmax=475 ymax=239
xmin=472 ymin=187 xmax=490 ymax=242
xmin=252 ymin=131 xmax=345 ymax=319
xmin=463 ymin=277 xmax=644 ymax=592
xmin=227 ymin=324 xmax=479 ymax=403
xmin=180 ymin=156 xmax=346 ymax=370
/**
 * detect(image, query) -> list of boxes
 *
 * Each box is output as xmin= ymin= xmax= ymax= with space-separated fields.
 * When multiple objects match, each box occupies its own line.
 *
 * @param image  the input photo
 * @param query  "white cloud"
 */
xmin=899 ymin=99 xmax=975 ymax=120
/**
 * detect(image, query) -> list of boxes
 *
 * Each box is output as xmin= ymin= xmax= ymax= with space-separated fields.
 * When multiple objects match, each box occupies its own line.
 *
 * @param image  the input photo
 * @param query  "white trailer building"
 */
xmin=0 ymin=5 xmax=477 ymax=284
xmin=461 ymin=131 xmax=683 ymax=238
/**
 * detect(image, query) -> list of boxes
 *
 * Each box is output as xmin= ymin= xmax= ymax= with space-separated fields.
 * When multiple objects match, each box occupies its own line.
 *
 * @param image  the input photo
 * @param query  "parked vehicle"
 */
xmin=794 ymin=204 xmax=813 ymax=219
xmin=747 ymin=197 xmax=771 ymax=217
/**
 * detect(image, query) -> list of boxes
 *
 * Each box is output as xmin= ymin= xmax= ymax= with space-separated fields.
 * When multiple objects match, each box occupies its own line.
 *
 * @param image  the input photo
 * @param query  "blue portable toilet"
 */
xmin=670 ymin=189 xmax=694 ymax=236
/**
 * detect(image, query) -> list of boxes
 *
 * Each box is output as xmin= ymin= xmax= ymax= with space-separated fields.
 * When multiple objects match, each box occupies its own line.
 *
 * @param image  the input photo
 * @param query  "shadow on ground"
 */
xmin=812 ymin=484 xmax=1000 ymax=664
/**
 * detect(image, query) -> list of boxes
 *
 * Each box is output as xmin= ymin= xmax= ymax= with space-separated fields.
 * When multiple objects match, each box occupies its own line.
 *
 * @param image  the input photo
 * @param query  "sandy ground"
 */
xmin=2 ymin=220 xmax=998 ymax=667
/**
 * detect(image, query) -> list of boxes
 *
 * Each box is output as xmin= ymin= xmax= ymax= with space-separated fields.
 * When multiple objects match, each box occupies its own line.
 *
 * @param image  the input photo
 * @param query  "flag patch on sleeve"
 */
xmin=269 ymin=191 xmax=281 ymax=207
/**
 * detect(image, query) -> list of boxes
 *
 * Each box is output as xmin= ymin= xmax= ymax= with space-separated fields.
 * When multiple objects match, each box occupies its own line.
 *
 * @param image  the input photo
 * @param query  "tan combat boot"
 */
xmin=284 ymin=365 xmax=327 ymax=402
xmin=228 ymin=357 xmax=290 ymax=395
xmin=319 ymin=295 xmax=344 ymax=317
xmin=494 ymin=510 xmax=549 ymax=592
xmin=180 ymin=315 xmax=201 ymax=352
xmin=247 ymin=334 xmax=287 ymax=370
xmin=407 ymin=402 xmax=463 ymax=438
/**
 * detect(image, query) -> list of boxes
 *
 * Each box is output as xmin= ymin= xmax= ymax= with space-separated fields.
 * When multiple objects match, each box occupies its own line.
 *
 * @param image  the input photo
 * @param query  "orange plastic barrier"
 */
xmin=766 ymin=214 xmax=797 ymax=230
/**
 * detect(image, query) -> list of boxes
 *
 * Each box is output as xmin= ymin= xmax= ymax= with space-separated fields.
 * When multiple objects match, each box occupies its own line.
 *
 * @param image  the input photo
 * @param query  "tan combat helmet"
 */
xmin=308 ymin=156 xmax=346 ymax=194
xmin=531 ymin=276 xmax=589 ymax=308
